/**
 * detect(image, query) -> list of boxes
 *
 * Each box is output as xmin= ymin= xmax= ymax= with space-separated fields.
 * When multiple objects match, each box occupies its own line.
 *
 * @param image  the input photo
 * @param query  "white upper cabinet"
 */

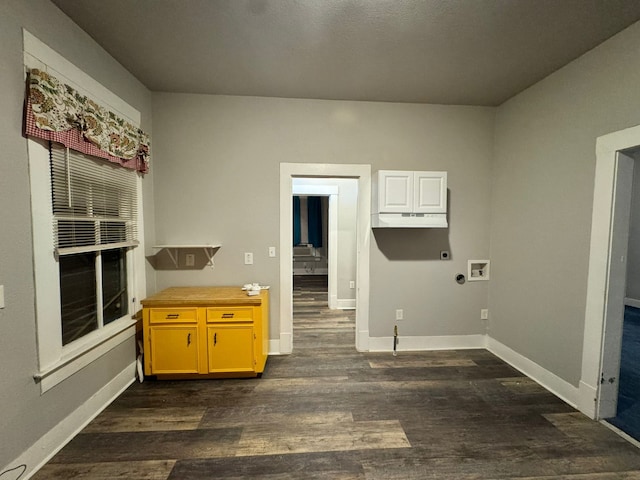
xmin=413 ymin=172 xmax=447 ymax=213
xmin=376 ymin=170 xmax=447 ymax=214
xmin=378 ymin=171 xmax=413 ymax=213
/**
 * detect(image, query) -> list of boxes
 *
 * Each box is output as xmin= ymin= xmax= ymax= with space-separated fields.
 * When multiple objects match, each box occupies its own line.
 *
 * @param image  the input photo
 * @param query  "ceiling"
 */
xmin=51 ymin=0 xmax=640 ymax=106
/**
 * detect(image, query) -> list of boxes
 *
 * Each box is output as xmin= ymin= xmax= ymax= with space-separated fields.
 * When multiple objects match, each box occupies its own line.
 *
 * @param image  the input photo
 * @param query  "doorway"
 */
xmin=292 ymin=183 xmax=337 ymax=309
xmin=279 ymin=163 xmax=371 ymax=354
xmin=582 ymin=125 xmax=640 ymax=423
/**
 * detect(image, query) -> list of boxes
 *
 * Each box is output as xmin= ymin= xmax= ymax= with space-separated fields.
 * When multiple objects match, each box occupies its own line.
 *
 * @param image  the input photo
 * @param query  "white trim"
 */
xmin=578 ymin=380 xmax=598 ymax=419
xmin=23 ymin=30 xmax=140 ymax=125
xmin=280 ymin=163 xmax=371 ymax=354
xmin=4 ymin=362 xmax=135 ymax=480
xmin=279 ymin=332 xmax=292 ymax=355
xmin=358 ymin=330 xmax=370 ymax=351
xmin=368 ymin=334 xmax=486 ymax=352
xmin=625 ymin=297 xmax=640 ymax=308
xmin=487 ymin=336 xmax=579 ymax=408
xmin=268 ymin=339 xmax=282 ymax=355
xmin=328 ymin=194 xmax=339 ymax=309
xmin=336 ymin=299 xmax=356 ymax=310
xmin=36 ymin=322 xmax=137 ymax=393
xmin=292 ymin=184 xmax=339 ymax=196
xmin=28 ymin=138 xmax=60 ymax=371
xmin=582 ymin=123 xmax=640 ymax=419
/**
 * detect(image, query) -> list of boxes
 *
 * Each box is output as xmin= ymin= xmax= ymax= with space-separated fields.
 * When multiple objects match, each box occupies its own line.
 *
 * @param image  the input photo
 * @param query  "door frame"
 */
xmin=279 ymin=163 xmax=371 ymax=354
xmin=581 ymin=124 xmax=640 ymax=419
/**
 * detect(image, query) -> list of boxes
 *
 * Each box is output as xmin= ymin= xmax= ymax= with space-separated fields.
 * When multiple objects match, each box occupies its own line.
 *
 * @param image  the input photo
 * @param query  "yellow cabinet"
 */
xmin=149 ymin=325 xmax=199 ymax=374
xmin=145 ymin=307 xmax=199 ymax=375
xmin=206 ymin=307 xmax=254 ymax=373
xmin=207 ymin=325 xmax=254 ymax=373
xmin=142 ymin=287 xmax=269 ymax=379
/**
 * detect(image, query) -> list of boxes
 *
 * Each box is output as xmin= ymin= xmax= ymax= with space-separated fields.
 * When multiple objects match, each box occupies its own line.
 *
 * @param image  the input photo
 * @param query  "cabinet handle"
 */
xmin=187 ymin=333 xmax=191 ymax=346
xmin=167 ymin=314 xmax=179 ymax=319
xmin=222 ymin=313 xmax=234 ymax=318
xmin=214 ymin=332 xmax=217 ymax=346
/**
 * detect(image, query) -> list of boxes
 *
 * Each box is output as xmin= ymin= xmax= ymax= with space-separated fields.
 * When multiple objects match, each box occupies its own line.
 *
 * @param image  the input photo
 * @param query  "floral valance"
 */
xmin=25 ymin=68 xmax=150 ymax=173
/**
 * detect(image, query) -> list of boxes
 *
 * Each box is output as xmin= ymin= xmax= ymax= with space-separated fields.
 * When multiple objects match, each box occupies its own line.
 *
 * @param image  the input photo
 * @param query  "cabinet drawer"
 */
xmin=149 ymin=308 xmax=198 ymax=324
xmin=206 ymin=307 xmax=253 ymax=323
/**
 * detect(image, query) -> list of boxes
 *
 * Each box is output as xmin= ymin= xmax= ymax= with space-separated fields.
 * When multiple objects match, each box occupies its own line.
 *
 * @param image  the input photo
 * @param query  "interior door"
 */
xmin=599 ymin=152 xmax=634 ymax=418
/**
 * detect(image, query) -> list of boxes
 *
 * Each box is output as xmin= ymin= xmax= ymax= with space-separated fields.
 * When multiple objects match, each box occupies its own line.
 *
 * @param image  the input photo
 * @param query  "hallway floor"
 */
xmin=32 ymin=276 xmax=640 ymax=479
xmin=607 ymin=305 xmax=640 ymax=442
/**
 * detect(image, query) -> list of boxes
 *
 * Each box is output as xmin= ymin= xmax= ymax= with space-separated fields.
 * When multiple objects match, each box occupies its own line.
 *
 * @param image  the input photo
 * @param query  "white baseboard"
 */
xmin=625 ymin=297 xmax=640 ymax=308
xmin=278 ymin=332 xmax=292 ymax=354
xmin=357 ymin=329 xmax=370 ymax=352
xmin=578 ymin=380 xmax=598 ymax=419
xmin=336 ymin=298 xmax=356 ymax=310
xmin=3 ymin=362 xmax=135 ymax=480
xmin=268 ymin=339 xmax=282 ymax=355
xmin=329 ymin=294 xmax=337 ymax=310
xmin=486 ymin=337 xmax=579 ymax=408
xmin=368 ymin=334 xmax=487 ymax=352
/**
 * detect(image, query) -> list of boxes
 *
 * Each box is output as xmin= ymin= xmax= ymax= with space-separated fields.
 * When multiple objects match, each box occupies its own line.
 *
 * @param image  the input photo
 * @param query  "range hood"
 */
xmin=371 ymin=212 xmax=448 ymax=228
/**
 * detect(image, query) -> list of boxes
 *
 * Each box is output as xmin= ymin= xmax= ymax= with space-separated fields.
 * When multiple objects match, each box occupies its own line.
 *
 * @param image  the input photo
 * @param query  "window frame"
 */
xmin=24 ymin=30 xmax=147 ymax=393
xmin=28 ymin=139 xmax=145 ymax=392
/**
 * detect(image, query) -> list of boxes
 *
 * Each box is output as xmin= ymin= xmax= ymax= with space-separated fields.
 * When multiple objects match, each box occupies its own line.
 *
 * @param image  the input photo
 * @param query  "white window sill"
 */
xmin=34 ymin=318 xmax=137 ymax=393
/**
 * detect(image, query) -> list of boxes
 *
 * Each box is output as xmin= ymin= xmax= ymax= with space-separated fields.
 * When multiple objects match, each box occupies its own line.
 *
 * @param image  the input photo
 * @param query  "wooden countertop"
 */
xmin=141 ymin=286 xmax=267 ymax=307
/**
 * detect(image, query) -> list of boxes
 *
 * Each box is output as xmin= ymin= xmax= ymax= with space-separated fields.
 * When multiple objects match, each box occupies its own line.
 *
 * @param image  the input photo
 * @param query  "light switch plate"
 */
xmin=269 ymin=247 xmax=276 ymax=257
xmin=0 ymin=285 xmax=4 ymax=309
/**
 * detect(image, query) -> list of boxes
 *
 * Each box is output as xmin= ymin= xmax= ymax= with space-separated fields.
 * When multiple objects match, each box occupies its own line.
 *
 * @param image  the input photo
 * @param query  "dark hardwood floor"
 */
xmin=33 ymin=275 xmax=640 ymax=479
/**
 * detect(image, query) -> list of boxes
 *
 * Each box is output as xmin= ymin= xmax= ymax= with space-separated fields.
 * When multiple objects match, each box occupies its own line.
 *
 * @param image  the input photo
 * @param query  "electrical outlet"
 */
xmin=269 ymin=246 xmax=276 ymax=257
xmin=185 ymin=253 xmax=195 ymax=267
xmin=244 ymin=252 xmax=253 ymax=265
xmin=481 ymin=309 xmax=489 ymax=320
xmin=396 ymin=309 xmax=404 ymax=320
xmin=349 ymin=281 xmax=355 ymax=289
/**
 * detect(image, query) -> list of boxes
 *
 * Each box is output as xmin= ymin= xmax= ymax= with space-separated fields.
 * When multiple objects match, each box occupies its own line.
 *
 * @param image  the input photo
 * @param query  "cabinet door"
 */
xmin=207 ymin=325 xmax=254 ymax=373
xmin=149 ymin=325 xmax=199 ymax=374
xmin=378 ymin=171 xmax=413 ymax=213
xmin=414 ymin=171 xmax=447 ymax=213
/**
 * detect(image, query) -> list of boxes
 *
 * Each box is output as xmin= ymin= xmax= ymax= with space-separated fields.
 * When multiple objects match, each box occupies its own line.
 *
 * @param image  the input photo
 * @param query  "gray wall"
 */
xmin=490 ymin=21 xmax=640 ymax=386
xmin=0 ymin=0 xmax=153 ymax=469
xmin=151 ymin=93 xmax=494 ymax=340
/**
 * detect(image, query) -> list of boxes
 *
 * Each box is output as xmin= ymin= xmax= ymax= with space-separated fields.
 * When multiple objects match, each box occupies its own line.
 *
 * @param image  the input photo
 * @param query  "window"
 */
xmin=50 ymin=144 xmax=138 ymax=346
xmin=25 ymin=31 xmax=146 ymax=392
xmin=28 ymin=138 xmax=144 ymax=392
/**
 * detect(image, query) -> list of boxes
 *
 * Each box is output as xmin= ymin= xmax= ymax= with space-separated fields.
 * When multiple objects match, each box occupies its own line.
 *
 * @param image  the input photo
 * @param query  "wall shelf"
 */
xmin=148 ymin=245 xmax=221 ymax=270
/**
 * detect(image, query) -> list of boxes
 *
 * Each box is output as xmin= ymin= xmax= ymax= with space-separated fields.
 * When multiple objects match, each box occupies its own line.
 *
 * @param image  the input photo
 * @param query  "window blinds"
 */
xmin=50 ymin=143 xmax=139 ymax=255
